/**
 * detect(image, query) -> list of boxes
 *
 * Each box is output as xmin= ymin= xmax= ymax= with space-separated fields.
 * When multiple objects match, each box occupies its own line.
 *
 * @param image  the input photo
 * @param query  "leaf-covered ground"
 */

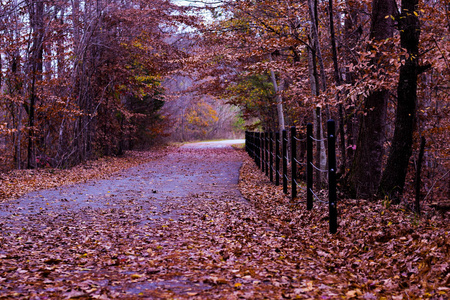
xmin=238 ymin=154 xmax=449 ymax=299
xmin=0 ymin=146 xmax=448 ymax=299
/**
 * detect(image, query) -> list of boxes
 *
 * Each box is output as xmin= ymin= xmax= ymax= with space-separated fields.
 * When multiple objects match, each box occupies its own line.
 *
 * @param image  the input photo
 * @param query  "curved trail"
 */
xmin=1 ymin=140 xmax=282 ymax=299
xmin=0 ymin=140 xmax=246 ymax=219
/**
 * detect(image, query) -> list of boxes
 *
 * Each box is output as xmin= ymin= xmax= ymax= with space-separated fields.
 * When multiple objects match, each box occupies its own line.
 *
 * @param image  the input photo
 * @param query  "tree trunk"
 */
xmin=306 ymin=0 xmax=327 ymax=186
xmin=269 ymin=54 xmax=285 ymax=131
xmin=342 ymin=0 xmax=363 ymax=168
xmin=314 ymin=107 xmax=327 ymax=187
xmin=26 ymin=0 xmax=44 ymax=169
xmin=328 ymin=0 xmax=347 ymax=176
xmin=16 ymin=104 xmax=23 ymax=169
xmin=307 ymin=45 xmax=319 ymax=97
xmin=346 ymin=0 xmax=395 ymax=199
xmin=379 ymin=0 xmax=428 ymax=202
xmin=307 ymin=0 xmax=327 ymax=92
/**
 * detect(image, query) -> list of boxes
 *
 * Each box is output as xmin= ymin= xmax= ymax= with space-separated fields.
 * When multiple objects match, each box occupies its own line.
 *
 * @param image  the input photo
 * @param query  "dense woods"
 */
xmin=0 ymin=1 xmax=449 ymax=298
xmin=1 ymin=0 xmax=449 ymax=203
xmin=185 ymin=0 xmax=449 ymax=204
xmin=0 ymin=0 xmax=196 ymax=169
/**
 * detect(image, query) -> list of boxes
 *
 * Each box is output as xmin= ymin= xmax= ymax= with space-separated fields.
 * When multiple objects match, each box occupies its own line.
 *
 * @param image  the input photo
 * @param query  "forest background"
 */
xmin=0 ymin=0 xmax=448 ymax=205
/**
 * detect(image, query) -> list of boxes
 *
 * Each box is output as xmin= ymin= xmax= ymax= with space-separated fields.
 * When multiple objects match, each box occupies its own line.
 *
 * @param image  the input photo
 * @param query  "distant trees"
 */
xmin=161 ymin=74 xmax=244 ymax=142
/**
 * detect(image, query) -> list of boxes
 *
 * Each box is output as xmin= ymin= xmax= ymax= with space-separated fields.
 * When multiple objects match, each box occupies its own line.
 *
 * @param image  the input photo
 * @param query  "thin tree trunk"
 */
xmin=16 ymin=105 xmax=23 ymax=169
xmin=314 ymin=107 xmax=327 ymax=187
xmin=328 ymin=0 xmax=347 ymax=175
xmin=269 ymin=54 xmax=285 ymax=131
xmin=306 ymin=0 xmax=327 ymax=185
xmin=307 ymin=0 xmax=327 ymax=92
xmin=307 ymin=45 xmax=319 ymax=97
xmin=27 ymin=78 xmax=36 ymax=169
xmin=56 ymin=8 xmax=65 ymax=78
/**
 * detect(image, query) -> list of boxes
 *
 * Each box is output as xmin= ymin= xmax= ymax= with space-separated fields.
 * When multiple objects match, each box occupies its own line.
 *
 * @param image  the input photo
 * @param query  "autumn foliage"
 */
xmin=186 ymin=0 xmax=449 ymax=205
xmin=0 ymin=0 xmax=449 ymax=297
xmin=0 ymin=0 xmax=196 ymax=169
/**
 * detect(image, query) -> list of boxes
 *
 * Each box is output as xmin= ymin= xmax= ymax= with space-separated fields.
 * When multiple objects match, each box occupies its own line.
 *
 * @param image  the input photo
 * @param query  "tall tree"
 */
xmin=26 ymin=0 xmax=45 ymax=169
xmin=379 ymin=0 xmax=430 ymax=201
xmin=269 ymin=54 xmax=285 ymax=131
xmin=346 ymin=0 xmax=395 ymax=199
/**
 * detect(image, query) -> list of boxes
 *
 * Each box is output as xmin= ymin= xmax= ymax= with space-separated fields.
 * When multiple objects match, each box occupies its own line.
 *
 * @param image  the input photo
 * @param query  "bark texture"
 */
xmin=346 ymin=0 xmax=395 ymax=199
xmin=379 ymin=0 xmax=427 ymax=202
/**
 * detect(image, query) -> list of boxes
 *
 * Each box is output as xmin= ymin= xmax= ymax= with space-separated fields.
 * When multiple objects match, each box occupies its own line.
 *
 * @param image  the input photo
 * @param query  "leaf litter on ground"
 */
xmin=0 ymin=147 xmax=448 ymax=299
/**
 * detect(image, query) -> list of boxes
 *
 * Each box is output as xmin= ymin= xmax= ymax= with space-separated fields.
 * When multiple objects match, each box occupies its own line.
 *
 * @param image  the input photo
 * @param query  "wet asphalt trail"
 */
xmin=0 ymin=140 xmax=256 ymax=298
xmin=0 ymin=140 xmax=246 ymax=229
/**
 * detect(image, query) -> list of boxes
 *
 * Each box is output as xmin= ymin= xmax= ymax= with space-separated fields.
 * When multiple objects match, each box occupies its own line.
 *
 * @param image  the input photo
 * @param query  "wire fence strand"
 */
xmin=310 ymin=162 xmax=328 ymax=173
xmin=294 ymin=136 xmax=307 ymax=142
xmin=293 ymin=179 xmax=307 ymax=190
xmin=309 ymin=188 xmax=328 ymax=204
xmin=309 ymin=135 xmax=327 ymax=142
xmin=294 ymin=158 xmax=306 ymax=166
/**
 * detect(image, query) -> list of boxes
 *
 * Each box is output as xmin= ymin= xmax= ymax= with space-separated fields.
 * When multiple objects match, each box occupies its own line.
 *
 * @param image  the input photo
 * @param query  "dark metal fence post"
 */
xmin=265 ymin=132 xmax=269 ymax=177
xmin=245 ymin=131 xmax=248 ymax=154
xmin=251 ymin=132 xmax=256 ymax=163
xmin=327 ymin=120 xmax=337 ymax=234
xmin=260 ymin=132 xmax=266 ymax=173
xmin=251 ymin=132 xmax=254 ymax=159
xmin=282 ymin=129 xmax=288 ymax=194
xmin=253 ymin=132 xmax=258 ymax=166
xmin=307 ymin=123 xmax=313 ymax=210
xmin=256 ymin=132 xmax=261 ymax=169
xmin=269 ymin=132 xmax=274 ymax=183
xmin=275 ymin=131 xmax=280 ymax=186
xmin=260 ymin=132 xmax=264 ymax=171
xmin=415 ymin=136 xmax=426 ymax=215
xmin=250 ymin=132 xmax=255 ymax=161
xmin=291 ymin=126 xmax=297 ymax=199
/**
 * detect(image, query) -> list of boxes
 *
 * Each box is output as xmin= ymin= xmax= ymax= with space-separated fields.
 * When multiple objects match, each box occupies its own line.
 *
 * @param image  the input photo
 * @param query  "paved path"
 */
xmin=181 ymin=139 xmax=245 ymax=149
xmin=0 ymin=140 xmax=269 ymax=299
xmin=0 ymin=140 xmax=246 ymax=220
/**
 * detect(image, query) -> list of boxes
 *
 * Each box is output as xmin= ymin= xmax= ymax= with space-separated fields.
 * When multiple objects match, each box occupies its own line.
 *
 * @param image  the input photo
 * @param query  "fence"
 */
xmin=245 ymin=120 xmax=338 ymax=234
